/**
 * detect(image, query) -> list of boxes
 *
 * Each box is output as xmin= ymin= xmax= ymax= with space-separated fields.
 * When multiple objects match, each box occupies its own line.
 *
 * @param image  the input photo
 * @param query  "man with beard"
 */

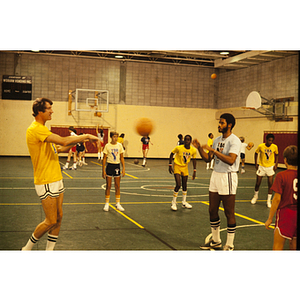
xmin=192 ymin=113 xmax=241 ymax=250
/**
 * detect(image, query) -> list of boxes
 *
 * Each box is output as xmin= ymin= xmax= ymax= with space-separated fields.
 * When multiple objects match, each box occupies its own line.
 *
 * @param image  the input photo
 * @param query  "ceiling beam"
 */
xmin=214 ymin=50 xmax=271 ymax=68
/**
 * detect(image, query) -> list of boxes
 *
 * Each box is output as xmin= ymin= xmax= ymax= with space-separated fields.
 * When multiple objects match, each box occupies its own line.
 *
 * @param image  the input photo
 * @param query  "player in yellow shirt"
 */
xmin=206 ymin=133 xmax=214 ymax=170
xmin=251 ymin=133 xmax=279 ymax=208
xmin=22 ymin=98 xmax=99 ymax=250
xmin=169 ymin=135 xmax=197 ymax=211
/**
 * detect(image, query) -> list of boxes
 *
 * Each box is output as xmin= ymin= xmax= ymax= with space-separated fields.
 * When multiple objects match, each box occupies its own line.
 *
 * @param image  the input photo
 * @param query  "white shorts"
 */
xmin=35 ymin=179 xmax=65 ymax=201
xmin=209 ymin=171 xmax=238 ymax=195
xmin=256 ymin=165 xmax=275 ymax=177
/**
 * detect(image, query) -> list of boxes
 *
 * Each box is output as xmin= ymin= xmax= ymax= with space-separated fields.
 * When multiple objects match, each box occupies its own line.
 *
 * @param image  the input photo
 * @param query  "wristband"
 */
xmin=193 ymin=169 xmax=196 ymax=171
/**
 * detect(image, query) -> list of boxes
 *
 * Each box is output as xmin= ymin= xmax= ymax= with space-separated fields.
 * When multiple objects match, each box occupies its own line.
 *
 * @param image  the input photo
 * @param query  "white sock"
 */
xmin=98 ymin=152 xmax=100 ymax=159
xmin=267 ymin=194 xmax=272 ymax=201
xmin=46 ymin=234 xmax=58 ymax=251
xmin=182 ymin=191 xmax=187 ymax=203
xmin=226 ymin=224 xmax=236 ymax=247
xmin=100 ymin=152 xmax=103 ymax=159
xmin=210 ymin=219 xmax=221 ymax=243
xmin=172 ymin=191 xmax=178 ymax=203
xmin=22 ymin=233 xmax=39 ymax=250
xmin=254 ymin=191 xmax=259 ymax=198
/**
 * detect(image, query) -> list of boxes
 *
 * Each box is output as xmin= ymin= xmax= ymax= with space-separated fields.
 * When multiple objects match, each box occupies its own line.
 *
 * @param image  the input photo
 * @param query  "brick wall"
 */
xmin=0 ymin=52 xmax=298 ymax=109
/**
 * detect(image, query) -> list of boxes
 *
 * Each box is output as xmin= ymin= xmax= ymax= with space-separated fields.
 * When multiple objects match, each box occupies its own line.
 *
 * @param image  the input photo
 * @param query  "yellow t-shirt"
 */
xmin=255 ymin=143 xmax=278 ymax=167
xmin=205 ymin=137 xmax=213 ymax=153
xmin=172 ymin=145 xmax=197 ymax=167
xmin=26 ymin=121 xmax=62 ymax=185
xmin=117 ymin=137 xmax=124 ymax=144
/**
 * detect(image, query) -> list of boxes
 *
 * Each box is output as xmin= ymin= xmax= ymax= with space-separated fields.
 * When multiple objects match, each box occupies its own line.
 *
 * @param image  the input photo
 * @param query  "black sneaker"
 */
xmin=200 ymin=238 xmax=222 ymax=250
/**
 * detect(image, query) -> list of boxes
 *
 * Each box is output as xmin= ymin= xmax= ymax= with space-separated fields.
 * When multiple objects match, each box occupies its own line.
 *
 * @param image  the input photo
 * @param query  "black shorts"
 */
xmin=76 ymin=144 xmax=85 ymax=152
xmin=240 ymin=153 xmax=245 ymax=159
xmin=106 ymin=163 xmax=121 ymax=177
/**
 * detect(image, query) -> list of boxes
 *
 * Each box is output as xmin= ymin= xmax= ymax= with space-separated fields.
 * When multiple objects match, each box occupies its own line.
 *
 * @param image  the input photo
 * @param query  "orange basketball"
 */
xmin=96 ymin=112 xmax=102 ymax=117
xmin=211 ymin=73 xmax=217 ymax=79
xmin=248 ymin=142 xmax=254 ymax=147
xmin=135 ymin=117 xmax=153 ymax=136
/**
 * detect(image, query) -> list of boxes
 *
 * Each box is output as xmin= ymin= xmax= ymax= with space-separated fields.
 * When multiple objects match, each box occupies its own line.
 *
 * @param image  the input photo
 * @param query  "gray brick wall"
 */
xmin=0 ymin=52 xmax=298 ymax=109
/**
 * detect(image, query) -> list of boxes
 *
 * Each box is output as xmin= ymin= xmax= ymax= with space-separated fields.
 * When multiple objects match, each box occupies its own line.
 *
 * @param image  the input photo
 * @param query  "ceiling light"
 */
xmin=115 ymin=55 xmax=123 ymax=59
xmin=220 ymin=51 xmax=229 ymax=55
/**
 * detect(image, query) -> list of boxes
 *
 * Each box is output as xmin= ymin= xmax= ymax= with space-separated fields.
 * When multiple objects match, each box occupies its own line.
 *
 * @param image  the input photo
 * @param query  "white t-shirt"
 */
xmin=240 ymin=142 xmax=248 ymax=154
xmin=103 ymin=142 xmax=124 ymax=164
xmin=213 ymin=133 xmax=241 ymax=172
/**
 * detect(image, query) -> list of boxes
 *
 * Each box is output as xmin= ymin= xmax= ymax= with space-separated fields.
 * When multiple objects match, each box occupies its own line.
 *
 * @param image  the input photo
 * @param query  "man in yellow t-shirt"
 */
xmin=169 ymin=135 xmax=197 ymax=211
xmin=22 ymin=98 xmax=99 ymax=251
xmin=251 ymin=133 xmax=279 ymax=207
xmin=206 ymin=133 xmax=214 ymax=170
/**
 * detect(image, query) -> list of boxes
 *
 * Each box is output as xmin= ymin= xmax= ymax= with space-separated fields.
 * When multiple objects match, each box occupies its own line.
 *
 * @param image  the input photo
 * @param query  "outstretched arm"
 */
xmin=46 ymin=133 xmax=99 ymax=153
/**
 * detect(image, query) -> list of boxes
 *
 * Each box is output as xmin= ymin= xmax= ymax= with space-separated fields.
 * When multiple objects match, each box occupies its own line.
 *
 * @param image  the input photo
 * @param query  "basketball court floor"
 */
xmin=0 ymin=156 xmax=291 ymax=251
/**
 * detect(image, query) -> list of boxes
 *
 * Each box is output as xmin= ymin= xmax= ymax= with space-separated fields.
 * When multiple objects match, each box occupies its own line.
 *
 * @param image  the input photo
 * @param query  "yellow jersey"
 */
xmin=255 ymin=143 xmax=278 ymax=167
xmin=172 ymin=145 xmax=197 ymax=167
xmin=206 ymin=137 xmax=213 ymax=153
xmin=26 ymin=121 xmax=62 ymax=185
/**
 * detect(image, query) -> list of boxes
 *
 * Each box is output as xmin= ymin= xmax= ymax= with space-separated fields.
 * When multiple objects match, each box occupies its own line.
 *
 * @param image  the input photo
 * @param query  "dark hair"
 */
xmin=32 ymin=98 xmax=53 ymax=117
xmin=184 ymin=134 xmax=192 ymax=141
xmin=240 ymin=136 xmax=245 ymax=143
xmin=220 ymin=113 xmax=236 ymax=129
xmin=110 ymin=131 xmax=118 ymax=138
xmin=208 ymin=133 xmax=213 ymax=138
xmin=283 ymin=145 xmax=297 ymax=166
xmin=178 ymin=134 xmax=183 ymax=139
xmin=120 ymin=133 xmax=125 ymax=138
xmin=69 ymin=126 xmax=77 ymax=134
xmin=266 ymin=133 xmax=275 ymax=140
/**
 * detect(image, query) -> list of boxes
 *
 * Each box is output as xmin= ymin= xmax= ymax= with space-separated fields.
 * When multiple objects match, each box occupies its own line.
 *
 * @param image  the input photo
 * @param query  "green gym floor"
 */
xmin=0 ymin=156 xmax=290 ymax=251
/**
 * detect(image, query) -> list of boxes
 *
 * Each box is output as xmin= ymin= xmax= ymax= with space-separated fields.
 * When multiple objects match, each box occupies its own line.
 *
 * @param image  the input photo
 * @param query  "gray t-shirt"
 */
xmin=213 ymin=133 xmax=241 ymax=172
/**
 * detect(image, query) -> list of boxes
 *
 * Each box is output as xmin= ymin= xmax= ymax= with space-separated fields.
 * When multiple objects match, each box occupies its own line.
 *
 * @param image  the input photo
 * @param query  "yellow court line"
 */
xmin=201 ymin=201 xmax=275 ymax=229
xmin=125 ymin=173 xmax=139 ymax=179
xmin=109 ymin=204 xmax=144 ymax=229
xmin=91 ymin=161 xmax=102 ymax=166
xmin=62 ymin=171 xmax=73 ymax=179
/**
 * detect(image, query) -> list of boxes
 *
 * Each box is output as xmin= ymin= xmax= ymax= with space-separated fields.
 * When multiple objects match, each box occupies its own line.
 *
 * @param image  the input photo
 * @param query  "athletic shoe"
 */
xmin=70 ymin=166 xmax=77 ymax=170
xmin=266 ymin=199 xmax=272 ymax=208
xmin=200 ymin=238 xmax=222 ymax=250
xmin=223 ymin=244 xmax=234 ymax=251
xmin=182 ymin=202 xmax=192 ymax=209
xmin=82 ymin=162 xmax=88 ymax=165
xmin=171 ymin=201 xmax=177 ymax=211
xmin=62 ymin=165 xmax=69 ymax=170
xmin=116 ymin=204 xmax=125 ymax=211
xmin=251 ymin=196 xmax=257 ymax=204
xmin=241 ymin=169 xmax=245 ymax=174
xmin=103 ymin=203 xmax=109 ymax=212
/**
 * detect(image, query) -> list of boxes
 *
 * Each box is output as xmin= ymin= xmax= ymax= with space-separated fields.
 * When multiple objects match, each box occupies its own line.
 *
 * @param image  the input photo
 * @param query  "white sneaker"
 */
xmin=82 ymin=161 xmax=88 ymax=165
xmin=171 ymin=201 xmax=177 ymax=211
xmin=266 ymin=199 xmax=272 ymax=208
xmin=62 ymin=165 xmax=69 ymax=170
xmin=241 ymin=169 xmax=245 ymax=174
xmin=182 ymin=202 xmax=192 ymax=209
xmin=116 ymin=203 xmax=125 ymax=211
xmin=223 ymin=244 xmax=234 ymax=251
xmin=251 ymin=196 xmax=257 ymax=204
xmin=103 ymin=203 xmax=109 ymax=211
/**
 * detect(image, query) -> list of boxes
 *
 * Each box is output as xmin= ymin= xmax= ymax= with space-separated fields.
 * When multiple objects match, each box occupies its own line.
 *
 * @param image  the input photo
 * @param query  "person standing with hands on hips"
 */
xmin=192 ymin=113 xmax=241 ymax=251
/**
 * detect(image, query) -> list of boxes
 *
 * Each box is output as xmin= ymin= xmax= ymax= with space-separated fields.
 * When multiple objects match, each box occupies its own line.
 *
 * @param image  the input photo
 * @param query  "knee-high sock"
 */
xmin=210 ymin=217 xmax=221 ymax=243
xmin=226 ymin=223 xmax=236 ymax=247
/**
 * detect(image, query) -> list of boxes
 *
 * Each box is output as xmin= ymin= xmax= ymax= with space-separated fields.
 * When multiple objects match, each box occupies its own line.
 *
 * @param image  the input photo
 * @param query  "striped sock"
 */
xmin=116 ymin=195 xmax=120 ymax=204
xmin=210 ymin=217 xmax=221 ymax=243
xmin=172 ymin=191 xmax=178 ymax=203
xmin=22 ymin=233 xmax=39 ymax=250
xmin=226 ymin=223 xmax=236 ymax=247
xmin=182 ymin=191 xmax=187 ymax=203
xmin=46 ymin=234 xmax=58 ymax=251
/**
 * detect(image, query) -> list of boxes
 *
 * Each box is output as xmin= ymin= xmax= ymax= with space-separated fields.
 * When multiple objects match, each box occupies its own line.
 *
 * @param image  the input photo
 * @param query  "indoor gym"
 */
xmin=0 ymin=50 xmax=298 ymax=252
